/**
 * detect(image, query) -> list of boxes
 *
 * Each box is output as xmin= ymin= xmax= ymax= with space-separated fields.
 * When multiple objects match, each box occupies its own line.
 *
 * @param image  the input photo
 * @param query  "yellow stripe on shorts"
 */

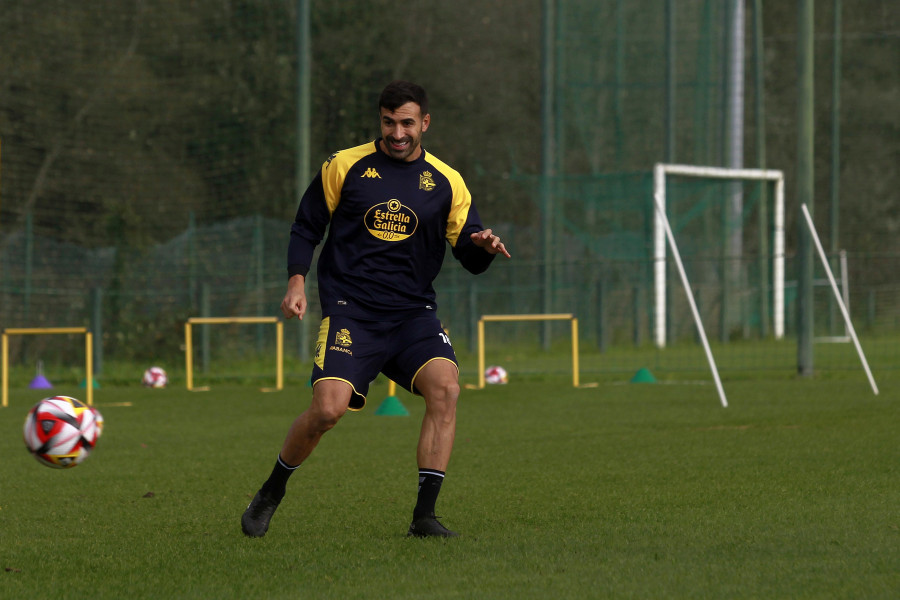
xmin=314 ymin=317 xmax=330 ymax=370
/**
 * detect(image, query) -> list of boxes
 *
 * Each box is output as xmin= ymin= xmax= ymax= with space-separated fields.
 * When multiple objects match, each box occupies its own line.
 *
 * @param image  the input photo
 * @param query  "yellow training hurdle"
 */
xmin=473 ymin=313 xmax=595 ymax=389
xmin=2 ymin=327 xmax=94 ymax=408
xmin=184 ymin=317 xmax=283 ymax=392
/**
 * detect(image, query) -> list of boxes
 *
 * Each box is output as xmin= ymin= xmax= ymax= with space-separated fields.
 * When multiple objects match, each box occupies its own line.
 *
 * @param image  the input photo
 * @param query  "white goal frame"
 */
xmin=653 ymin=163 xmax=786 ymax=348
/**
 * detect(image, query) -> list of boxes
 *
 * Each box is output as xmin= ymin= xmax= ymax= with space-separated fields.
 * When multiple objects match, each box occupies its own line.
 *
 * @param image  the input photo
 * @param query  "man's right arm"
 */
xmin=284 ymin=170 xmax=333 ymax=320
xmin=288 ymin=171 xmax=332 ymax=277
xmin=281 ymin=274 xmax=307 ymax=320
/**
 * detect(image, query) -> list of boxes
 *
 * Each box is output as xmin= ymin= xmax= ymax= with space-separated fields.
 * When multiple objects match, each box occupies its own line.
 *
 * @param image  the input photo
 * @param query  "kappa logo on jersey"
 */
xmin=364 ymin=199 xmax=419 ymax=242
xmin=419 ymin=170 xmax=436 ymax=191
xmin=361 ymin=167 xmax=382 ymax=179
xmin=324 ymin=152 xmax=338 ymax=167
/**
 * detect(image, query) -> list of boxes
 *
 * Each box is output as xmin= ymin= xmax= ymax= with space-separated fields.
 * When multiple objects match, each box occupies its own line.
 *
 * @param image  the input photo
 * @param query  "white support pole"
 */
xmin=653 ymin=164 xmax=667 ymax=347
xmin=653 ymin=193 xmax=729 ymax=408
xmin=800 ymin=204 xmax=879 ymax=395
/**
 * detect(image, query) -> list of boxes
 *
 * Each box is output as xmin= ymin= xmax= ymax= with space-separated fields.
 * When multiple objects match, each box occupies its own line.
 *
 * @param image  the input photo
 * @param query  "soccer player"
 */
xmin=242 ymin=81 xmax=510 ymax=539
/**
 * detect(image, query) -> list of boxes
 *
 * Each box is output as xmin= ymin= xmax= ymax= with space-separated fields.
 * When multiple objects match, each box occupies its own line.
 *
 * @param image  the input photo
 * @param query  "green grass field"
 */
xmin=1 ymin=371 xmax=897 ymax=599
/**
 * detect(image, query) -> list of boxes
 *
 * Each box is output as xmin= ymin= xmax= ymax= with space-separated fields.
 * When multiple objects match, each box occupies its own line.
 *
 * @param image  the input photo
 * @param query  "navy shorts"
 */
xmin=311 ymin=314 xmax=458 ymax=410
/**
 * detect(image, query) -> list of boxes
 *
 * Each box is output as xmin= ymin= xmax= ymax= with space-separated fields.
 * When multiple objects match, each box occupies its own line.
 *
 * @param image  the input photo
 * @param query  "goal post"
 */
xmin=816 ymin=249 xmax=851 ymax=343
xmin=472 ymin=313 xmax=595 ymax=389
xmin=2 ymin=327 xmax=94 ymax=407
xmin=653 ymin=163 xmax=785 ymax=348
xmin=184 ymin=317 xmax=283 ymax=392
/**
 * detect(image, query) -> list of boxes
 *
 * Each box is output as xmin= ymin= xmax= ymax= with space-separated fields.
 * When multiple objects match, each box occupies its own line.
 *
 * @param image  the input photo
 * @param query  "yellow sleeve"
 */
xmin=425 ymin=154 xmax=472 ymax=248
xmin=321 ymin=143 xmax=378 ymax=216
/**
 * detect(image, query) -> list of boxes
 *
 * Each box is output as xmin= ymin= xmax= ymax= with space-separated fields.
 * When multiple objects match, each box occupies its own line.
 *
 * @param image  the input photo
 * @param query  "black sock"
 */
xmin=259 ymin=455 xmax=299 ymax=503
xmin=413 ymin=468 xmax=445 ymax=519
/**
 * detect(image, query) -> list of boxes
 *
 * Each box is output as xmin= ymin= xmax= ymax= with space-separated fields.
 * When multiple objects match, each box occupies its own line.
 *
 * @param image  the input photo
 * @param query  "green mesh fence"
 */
xmin=1 ymin=0 xmax=897 ymax=380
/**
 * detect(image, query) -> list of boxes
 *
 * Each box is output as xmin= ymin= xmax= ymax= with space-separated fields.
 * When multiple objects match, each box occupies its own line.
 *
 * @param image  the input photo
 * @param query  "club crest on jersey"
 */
xmin=419 ymin=170 xmax=436 ymax=191
xmin=364 ymin=199 xmax=419 ymax=241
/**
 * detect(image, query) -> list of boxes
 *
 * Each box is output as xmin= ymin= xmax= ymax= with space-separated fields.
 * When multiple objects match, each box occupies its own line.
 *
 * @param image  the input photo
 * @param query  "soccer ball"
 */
xmin=142 ymin=366 xmax=168 ymax=388
xmin=23 ymin=396 xmax=100 ymax=469
xmin=485 ymin=365 xmax=508 ymax=384
xmin=92 ymin=407 xmax=105 ymax=438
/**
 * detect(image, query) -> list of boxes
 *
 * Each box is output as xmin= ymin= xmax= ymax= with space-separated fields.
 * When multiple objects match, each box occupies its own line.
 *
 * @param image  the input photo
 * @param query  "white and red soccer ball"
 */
xmin=142 ymin=366 xmax=168 ymax=388
xmin=485 ymin=365 xmax=508 ymax=384
xmin=23 ymin=396 xmax=101 ymax=469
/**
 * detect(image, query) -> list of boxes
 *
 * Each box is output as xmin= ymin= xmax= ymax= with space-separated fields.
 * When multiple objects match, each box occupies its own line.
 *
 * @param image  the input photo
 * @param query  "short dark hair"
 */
xmin=379 ymin=81 xmax=428 ymax=117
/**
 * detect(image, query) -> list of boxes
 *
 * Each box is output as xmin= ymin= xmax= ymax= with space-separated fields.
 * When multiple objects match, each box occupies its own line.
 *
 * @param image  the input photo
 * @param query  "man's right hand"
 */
xmin=281 ymin=274 xmax=307 ymax=320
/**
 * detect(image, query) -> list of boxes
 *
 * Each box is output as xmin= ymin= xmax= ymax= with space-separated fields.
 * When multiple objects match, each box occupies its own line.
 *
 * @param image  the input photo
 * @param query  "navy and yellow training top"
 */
xmin=288 ymin=140 xmax=495 ymax=320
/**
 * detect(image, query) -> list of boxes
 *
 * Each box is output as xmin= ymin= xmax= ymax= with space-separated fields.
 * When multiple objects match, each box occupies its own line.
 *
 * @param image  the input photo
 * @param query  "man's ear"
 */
xmin=421 ymin=113 xmax=430 ymax=132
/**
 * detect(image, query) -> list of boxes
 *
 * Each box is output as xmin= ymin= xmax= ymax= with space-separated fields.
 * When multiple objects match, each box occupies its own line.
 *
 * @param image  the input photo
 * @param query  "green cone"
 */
xmin=630 ymin=368 xmax=656 ymax=383
xmin=374 ymin=396 xmax=409 ymax=416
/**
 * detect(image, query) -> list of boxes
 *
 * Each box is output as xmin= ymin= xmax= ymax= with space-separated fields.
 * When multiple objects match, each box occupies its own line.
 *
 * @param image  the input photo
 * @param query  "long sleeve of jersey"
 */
xmin=287 ymin=140 xmax=496 ymax=320
xmin=287 ymin=171 xmax=331 ymax=279
xmin=448 ymin=203 xmax=496 ymax=275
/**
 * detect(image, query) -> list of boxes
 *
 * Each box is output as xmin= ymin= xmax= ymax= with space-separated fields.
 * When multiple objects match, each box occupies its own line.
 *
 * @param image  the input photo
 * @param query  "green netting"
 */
xmin=0 ymin=0 xmax=897 ymax=376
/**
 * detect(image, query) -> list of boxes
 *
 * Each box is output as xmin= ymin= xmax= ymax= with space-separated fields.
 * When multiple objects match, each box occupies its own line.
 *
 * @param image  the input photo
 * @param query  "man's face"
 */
xmin=379 ymin=101 xmax=430 ymax=162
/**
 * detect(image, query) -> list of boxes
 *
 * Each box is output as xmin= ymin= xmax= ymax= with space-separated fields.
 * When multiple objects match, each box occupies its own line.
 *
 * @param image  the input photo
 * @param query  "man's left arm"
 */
xmin=451 ymin=207 xmax=511 ymax=274
xmin=441 ymin=167 xmax=510 ymax=273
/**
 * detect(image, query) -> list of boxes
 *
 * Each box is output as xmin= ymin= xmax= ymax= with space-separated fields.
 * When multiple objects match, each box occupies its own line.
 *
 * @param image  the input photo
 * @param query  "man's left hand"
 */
xmin=471 ymin=229 xmax=511 ymax=258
